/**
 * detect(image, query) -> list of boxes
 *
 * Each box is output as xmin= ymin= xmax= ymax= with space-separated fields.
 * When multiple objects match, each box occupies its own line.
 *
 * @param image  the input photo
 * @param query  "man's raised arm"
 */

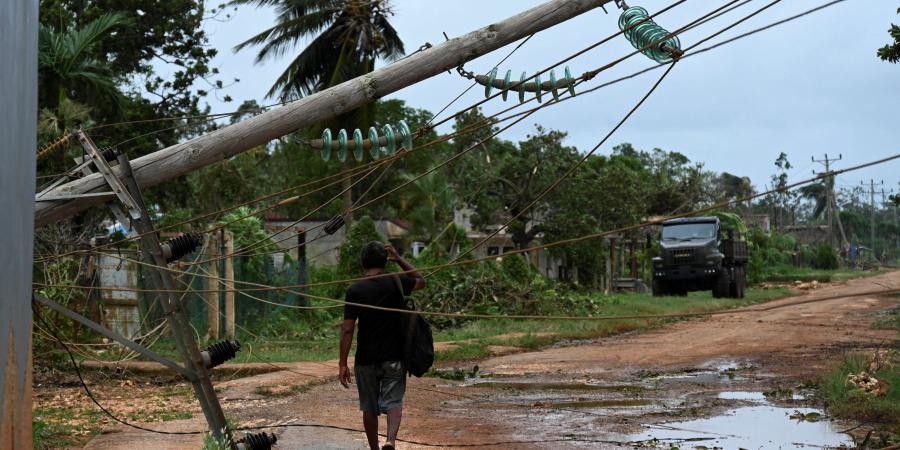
xmin=384 ymin=244 xmax=425 ymax=291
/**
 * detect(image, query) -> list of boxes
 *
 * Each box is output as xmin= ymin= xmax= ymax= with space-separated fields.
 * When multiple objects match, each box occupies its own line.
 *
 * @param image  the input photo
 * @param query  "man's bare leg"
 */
xmin=385 ymin=407 xmax=402 ymax=448
xmin=363 ymin=410 xmax=379 ymax=450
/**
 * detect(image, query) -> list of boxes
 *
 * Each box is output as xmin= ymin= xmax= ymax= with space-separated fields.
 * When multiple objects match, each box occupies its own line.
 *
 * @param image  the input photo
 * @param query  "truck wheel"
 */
xmin=652 ymin=279 xmax=665 ymax=297
xmin=729 ymin=267 xmax=739 ymax=299
xmin=713 ymin=270 xmax=730 ymax=299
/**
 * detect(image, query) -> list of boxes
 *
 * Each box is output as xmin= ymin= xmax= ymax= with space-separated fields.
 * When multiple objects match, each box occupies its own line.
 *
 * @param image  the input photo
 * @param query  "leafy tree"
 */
xmin=400 ymin=171 xmax=457 ymax=243
xmin=469 ymin=126 xmax=580 ymax=249
xmin=542 ymin=151 xmax=651 ymax=284
xmin=612 ymin=143 xmax=707 ymax=214
xmin=878 ymin=7 xmax=900 ymax=63
xmin=231 ymin=0 xmax=405 ymax=100
xmin=218 ymin=207 xmax=284 ymax=280
xmin=445 ymin=107 xmax=517 ymax=206
xmin=40 ymin=0 xmax=228 ymax=115
xmin=765 ymin=152 xmax=797 ymax=227
xmin=36 ymin=0 xmax=233 ymax=211
xmin=713 ymin=172 xmax=755 ymax=206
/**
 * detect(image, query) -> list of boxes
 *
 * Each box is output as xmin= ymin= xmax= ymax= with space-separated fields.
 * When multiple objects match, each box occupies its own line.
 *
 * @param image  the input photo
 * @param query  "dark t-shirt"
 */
xmin=344 ymin=275 xmax=416 ymax=366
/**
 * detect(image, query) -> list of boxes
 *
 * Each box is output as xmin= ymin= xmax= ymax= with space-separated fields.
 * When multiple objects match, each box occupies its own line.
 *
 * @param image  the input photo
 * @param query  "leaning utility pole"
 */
xmin=34 ymin=0 xmax=615 ymax=227
xmin=0 ymin=0 xmax=36 ymax=447
xmin=813 ymin=153 xmax=842 ymax=247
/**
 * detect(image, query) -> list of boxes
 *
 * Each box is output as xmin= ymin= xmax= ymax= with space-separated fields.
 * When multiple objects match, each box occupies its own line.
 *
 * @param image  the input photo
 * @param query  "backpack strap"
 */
xmin=392 ymin=275 xmax=416 ymax=311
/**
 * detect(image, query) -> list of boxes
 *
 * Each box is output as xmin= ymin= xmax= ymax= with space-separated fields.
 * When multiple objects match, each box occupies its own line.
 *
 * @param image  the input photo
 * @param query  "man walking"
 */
xmin=339 ymin=241 xmax=426 ymax=450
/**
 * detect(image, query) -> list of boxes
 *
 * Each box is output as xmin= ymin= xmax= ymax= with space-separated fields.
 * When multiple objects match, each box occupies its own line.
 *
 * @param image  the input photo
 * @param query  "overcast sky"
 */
xmin=197 ymin=0 xmax=899 ymax=197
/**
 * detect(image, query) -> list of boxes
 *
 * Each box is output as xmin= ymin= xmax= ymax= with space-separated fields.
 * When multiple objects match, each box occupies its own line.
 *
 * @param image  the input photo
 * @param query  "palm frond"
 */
xmin=234 ymin=0 xmax=405 ymax=99
xmin=64 ymin=13 xmax=130 ymax=71
xmin=373 ymin=12 xmax=404 ymax=60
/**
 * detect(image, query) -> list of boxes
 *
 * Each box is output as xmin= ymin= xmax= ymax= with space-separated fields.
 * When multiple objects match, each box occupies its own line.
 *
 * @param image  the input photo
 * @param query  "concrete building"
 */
xmin=264 ymin=216 xmax=410 ymax=267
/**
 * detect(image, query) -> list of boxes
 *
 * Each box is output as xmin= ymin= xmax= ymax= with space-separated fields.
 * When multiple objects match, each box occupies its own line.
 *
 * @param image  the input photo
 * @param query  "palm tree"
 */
xmin=231 ymin=0 xmax=405 ymax=100
xmin=799 ymin=179 xmax=833 ymax=221
xmin=38 ymin=13 xmax=129 ymax=119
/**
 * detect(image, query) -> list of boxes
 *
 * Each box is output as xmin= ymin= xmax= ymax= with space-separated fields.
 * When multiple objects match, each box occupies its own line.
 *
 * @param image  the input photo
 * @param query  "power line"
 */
xmin=34 ymin=0 xmax=722 ymax=266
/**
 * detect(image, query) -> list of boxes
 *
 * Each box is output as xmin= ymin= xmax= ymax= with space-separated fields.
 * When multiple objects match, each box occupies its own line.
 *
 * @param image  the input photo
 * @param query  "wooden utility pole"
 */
xmin=0 ymin=0 xmax=36 ymax=445
xmin=206 ymin=232 xmax=221 ymax=340
xmin=33 ymin=0 xmax=615 ymax=227
xmin=223 ymin=230 xmax=236 ymax=339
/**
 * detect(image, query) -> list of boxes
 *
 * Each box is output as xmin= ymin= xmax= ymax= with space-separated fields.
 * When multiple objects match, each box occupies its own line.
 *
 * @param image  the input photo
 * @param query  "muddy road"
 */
xmin=85 ymin=271 xmax=899 ymax=449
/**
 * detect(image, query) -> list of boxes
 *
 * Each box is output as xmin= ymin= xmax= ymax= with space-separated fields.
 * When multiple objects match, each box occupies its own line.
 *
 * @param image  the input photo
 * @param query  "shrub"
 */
xmin=500 ymin=253 xmax=533 ymax=283
xmin=812 ymin=242 xmax=839 ymax=270
xmin=745 ymin=228 xmax=797 ymax=282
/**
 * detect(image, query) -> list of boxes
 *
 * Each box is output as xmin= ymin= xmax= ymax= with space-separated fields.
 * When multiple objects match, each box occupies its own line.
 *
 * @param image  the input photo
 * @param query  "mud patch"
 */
xmin=466 ymin=381 xmax=644 ymax=393
xmin=549 ymin=398 xmax=653 ymax=408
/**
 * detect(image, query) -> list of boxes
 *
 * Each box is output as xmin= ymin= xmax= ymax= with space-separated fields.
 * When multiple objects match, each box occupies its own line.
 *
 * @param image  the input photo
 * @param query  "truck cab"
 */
xmin=652 ymin=216 xmax=747 ymax=298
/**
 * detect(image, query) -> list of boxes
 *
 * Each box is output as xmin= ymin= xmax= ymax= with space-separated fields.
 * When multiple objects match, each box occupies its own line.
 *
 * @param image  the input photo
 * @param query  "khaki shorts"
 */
xmin=354 ymin=361 xmax=406 ymax=414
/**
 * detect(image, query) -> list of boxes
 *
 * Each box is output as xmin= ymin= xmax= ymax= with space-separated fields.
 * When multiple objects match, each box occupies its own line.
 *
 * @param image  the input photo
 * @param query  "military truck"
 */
xmin=651 ymin=216 xmax=748 ymax=298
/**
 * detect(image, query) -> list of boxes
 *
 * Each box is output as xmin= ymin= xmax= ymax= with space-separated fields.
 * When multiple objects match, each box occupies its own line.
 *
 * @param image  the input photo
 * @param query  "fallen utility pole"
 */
xmin=75 ymin=131 xmax=234 ymax=446
xmin=34 ymin=0 xmax=614 ymax=227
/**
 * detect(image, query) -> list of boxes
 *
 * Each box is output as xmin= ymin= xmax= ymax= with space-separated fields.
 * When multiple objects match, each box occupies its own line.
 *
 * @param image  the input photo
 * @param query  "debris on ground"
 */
xmin=846 ymin=371 xmax=890 ymax=397
xmin=793 ymin=280 xmax=820 ymax=290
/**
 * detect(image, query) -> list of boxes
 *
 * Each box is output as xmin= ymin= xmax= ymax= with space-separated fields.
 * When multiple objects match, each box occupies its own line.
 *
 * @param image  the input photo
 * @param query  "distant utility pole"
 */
xmin=812 ymin=153 xmax=842 ymax=247
xmin=0 ymin=0 xmax=36 ymax=446
xmin=879 ymin=187 xmax=896 ymax=259
xmin=863 ymin=179 xmax=884 ymax=259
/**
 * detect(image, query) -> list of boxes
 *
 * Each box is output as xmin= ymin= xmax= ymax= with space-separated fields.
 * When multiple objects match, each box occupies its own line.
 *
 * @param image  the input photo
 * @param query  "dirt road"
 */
xmin=85 ymin=271 xmax=899 ymax=449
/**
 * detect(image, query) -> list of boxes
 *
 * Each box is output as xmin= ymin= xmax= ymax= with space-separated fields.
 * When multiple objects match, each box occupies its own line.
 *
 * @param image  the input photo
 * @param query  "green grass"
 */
xmin=874 ymin=304 xmax=900 ymax=330
xmin=429 ymin=287 xmax=790 ymax=353
xmin=761 ymin=267 xmax=883 ymax=283
xmin=32 ymin=406 xmax=104 ymax=449
xmin=137 ymin=287 xmax=792 ymax=367
xmin=818 ymin=352 xmax=900 ymax=435
xmin=436 ymin=342 xmax=491 ymax=361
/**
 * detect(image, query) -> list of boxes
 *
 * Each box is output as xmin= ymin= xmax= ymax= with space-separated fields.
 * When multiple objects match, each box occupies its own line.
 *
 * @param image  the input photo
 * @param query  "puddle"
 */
xmin=550 ymin=398 xmax=652 ymax=408
xmin=631 ymin=406 xmax=851 ymax=448
xmin=466 ymin=381 xmax=643 ymax=392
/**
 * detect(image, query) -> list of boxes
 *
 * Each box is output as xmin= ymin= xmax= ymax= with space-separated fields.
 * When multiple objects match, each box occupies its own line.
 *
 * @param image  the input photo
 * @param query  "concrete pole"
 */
xmin=0 ymin=0 xmax=36 ymax=446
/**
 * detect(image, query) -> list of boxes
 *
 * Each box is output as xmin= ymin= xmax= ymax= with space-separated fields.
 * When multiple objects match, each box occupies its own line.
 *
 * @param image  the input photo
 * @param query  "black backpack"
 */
xmin=393 ymin=276 xmax=434 ymax=377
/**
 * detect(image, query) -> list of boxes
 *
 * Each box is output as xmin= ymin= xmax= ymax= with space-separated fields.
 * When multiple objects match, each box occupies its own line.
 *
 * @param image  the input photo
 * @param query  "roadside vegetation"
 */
xmin=816 ymin=304 xmax=900 ymax=446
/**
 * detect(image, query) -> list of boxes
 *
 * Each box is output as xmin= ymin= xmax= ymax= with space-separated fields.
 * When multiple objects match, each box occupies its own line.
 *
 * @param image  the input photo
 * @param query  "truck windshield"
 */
xmin=662 ymin=223 xmax=716 ymax=241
